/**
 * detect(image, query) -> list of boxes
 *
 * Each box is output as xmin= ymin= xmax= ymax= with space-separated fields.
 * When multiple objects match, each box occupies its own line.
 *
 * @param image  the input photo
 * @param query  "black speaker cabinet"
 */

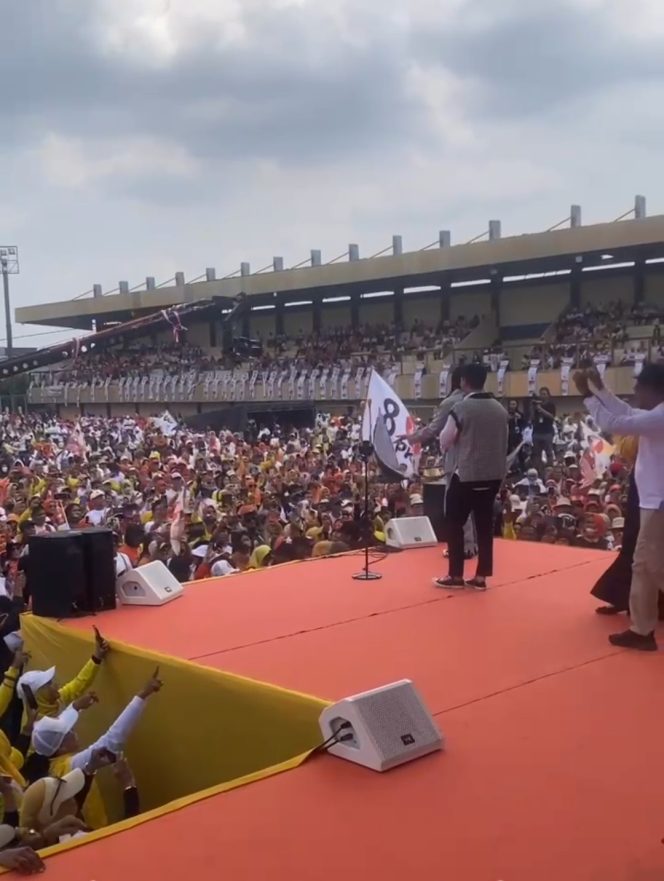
xmin=30 ymin=529 xmax=116 ymax=618
xmin=80 ymin=528 xmax=116 ymax=613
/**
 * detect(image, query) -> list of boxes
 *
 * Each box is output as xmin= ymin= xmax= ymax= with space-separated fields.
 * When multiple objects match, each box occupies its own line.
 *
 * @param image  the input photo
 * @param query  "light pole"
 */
xmin=0 ymin=246 xmax=19 ymax=359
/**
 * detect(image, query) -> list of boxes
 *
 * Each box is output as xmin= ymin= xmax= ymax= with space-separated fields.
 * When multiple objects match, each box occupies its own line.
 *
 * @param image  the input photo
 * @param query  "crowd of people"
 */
xmin=0 ymin=390 xmax=633 ymax=608
xmin=28 ymin=301 xmax=664 ymax=398
xmin=35 ymin=317 xmax=480 ymax=392
xmin=0 ymin=614 xmax=163 ymax=872
xmin=0 ymin=351 xmax=655 ymax=870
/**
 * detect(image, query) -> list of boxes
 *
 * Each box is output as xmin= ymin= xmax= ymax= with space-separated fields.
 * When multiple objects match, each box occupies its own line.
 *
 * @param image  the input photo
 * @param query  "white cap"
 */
xmin=89 ymin=489 xmax=105 ymax=500
xmin=31 ymin=705 xmax=79 ymax=757
xmin=17 ymin=667 xmax=56 ymax=701
xmin=27 ymin=769 xmax=86 ymax=826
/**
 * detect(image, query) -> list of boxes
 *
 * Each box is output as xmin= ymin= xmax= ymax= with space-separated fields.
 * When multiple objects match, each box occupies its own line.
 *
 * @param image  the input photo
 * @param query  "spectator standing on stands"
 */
xmin=531 ymin=387 xmax=556 ymax=473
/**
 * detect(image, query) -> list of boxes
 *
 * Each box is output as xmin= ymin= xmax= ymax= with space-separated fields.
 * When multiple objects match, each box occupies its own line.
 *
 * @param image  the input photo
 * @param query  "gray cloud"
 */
xmin=2 ymin=2 xmax=422 ymax=167
xmin=416 ymin=1 xmax=664 ymax=117
xmin=2 ymin=0 xmax=664 ymax=335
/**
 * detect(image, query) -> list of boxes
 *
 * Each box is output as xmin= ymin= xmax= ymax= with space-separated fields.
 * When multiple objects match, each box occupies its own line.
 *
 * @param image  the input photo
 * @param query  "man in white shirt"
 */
xmin=85 ymin=490 xmax=109 ymax=527
xmin=514 ymin=468 xmax=546 ymax=497
xmin=576 ymin=364 xmax=664 ymax=650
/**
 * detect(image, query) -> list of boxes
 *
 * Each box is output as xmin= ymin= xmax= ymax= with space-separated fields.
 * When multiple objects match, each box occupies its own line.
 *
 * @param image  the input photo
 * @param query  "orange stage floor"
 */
xmin=44 ymin=542 xmax=664 ymax=881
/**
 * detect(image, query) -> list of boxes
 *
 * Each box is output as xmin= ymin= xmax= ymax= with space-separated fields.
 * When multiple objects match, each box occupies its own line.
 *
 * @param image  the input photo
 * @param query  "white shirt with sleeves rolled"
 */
xmin=584 ymin=388 xmax=664 ymax=510
xmin=69 ymin=696 xmax=146 ymax=771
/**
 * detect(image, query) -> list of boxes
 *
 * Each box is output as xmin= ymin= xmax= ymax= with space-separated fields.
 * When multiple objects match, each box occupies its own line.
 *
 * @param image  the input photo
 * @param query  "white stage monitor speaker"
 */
xmin=319 ymin=679 xmax=443 ymax=772
xmin=116 ymin=561 xmax=184 ymax=607
xmin=385 ymin=516 xmax=437 ymax=549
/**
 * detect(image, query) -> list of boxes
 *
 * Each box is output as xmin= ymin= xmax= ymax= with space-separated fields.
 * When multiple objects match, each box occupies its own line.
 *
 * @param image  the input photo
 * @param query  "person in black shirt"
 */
xmin=530 ymin=387 xmax=556 ymax=473
xmin=506 ymin=399 xmax=527 ymax=453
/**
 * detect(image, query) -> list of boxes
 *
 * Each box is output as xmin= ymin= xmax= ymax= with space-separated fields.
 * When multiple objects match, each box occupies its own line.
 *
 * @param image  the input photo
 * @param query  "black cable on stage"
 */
xmin=312 ymin=721 xmax=353 ymax=754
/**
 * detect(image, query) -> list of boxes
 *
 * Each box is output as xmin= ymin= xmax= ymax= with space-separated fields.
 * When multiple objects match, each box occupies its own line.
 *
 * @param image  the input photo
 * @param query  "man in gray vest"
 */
xmin=434 ymin=363 xmax=508 ymax=591
xmin=402 ymin=367 xmax=477 ymax=557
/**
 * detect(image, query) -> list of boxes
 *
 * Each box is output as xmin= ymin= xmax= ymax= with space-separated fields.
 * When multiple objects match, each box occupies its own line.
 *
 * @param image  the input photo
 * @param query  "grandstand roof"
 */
xmin=17 ymin=214 xmax=664 ymax=330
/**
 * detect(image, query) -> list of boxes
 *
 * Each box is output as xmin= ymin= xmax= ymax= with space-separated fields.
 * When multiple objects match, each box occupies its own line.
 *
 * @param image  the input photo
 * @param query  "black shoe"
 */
xmin=595 ymin=605 xmax=623 ymax=616
xmin=433 ymin=576 xmax=465 ymax=590
xmin=465 ymin=577 xmax=487 ymax=592
xmin=608 ymin=629 xmax=657 ymax=652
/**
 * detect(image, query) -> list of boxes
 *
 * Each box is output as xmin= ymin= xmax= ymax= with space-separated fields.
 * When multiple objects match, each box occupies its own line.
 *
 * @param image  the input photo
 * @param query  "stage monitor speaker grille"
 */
xmin=319 ymin=679 xmax=443 ymax=772
xmin=385 ymin=516 xmax=438 ymax=549
xmin=116 ymin=560 xmax=184 ymax=606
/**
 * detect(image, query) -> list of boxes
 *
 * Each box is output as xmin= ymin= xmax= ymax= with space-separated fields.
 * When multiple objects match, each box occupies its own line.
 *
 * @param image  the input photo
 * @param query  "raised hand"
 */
xmin=73 ymin=691 xmax=99 ymax=711
xmin=572 ymin=370 xmax=591 ymax=398
xmin=139 ymin=666 xmax=163 ymax=699
xmin=92 ymin=625 xmax=110 ymax=661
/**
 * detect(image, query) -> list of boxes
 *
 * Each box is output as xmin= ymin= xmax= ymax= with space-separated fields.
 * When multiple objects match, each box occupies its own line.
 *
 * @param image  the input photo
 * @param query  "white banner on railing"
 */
xmin=413 ymin=368 xmax=423 ymax=399
xmin=296 ymin=372 xmax=306 ymax=399
xmin=439 ymin=367 xmax=450 ymax=398
xmin=288 ymin=367 xmax=296 ymax=398
xmin=560 ymin=357 xmax=574 ymax=396
xmin=496 ymin=359 xmax=510 ymax=397
xmin=387 ymin=366 xmax=399 ymax=388
xmin=527 ymin=360 xmax=540 ymax=396
xmin=634 ymin=352 xmax=646 ymax=377
xmin=330 ymin=367 xmax=340 ymax=398
xmin=276 ymin=370 xmax=285 ymax=398
xmin=354 ymin=367 xmax=364 ymax=398
xmin=308 ymin=369 xmax=318 ymax=398
xmin=340 ymin=370 xmax=350 ymax=400
xmin=319 ymin=369 xmax=328 ymax=399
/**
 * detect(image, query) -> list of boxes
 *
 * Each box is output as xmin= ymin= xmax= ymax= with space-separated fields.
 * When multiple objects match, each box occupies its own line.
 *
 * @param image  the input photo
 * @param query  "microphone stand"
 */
xmin=352 ymin=439 xmax=382 ymax=582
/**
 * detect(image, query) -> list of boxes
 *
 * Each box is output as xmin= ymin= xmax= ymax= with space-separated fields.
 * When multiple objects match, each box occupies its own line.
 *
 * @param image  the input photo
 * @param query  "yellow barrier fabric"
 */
xmin=22 ymin=614 xmax=328 ymax=825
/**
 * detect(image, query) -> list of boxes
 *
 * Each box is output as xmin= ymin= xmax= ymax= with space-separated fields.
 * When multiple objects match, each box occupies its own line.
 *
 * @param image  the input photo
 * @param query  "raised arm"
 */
xmin=585 ymin=396 xmax=664 ymax=438
xmin=58 ymin=628 xmax=109 ymax=706
xmin=69 ymin=669 xmax=162 ymax=772
xmin=405 ymin=394 xmax=458 ymax=445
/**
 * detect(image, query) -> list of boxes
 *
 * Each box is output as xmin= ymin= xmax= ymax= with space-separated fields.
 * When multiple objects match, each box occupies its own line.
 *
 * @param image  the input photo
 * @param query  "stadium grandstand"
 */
xmin=15 ymin=194 xmax=664 ymax=424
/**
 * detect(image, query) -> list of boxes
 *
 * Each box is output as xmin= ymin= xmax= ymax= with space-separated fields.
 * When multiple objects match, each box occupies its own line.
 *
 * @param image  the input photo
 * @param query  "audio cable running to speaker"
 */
xmin=313 ymin=721 xmax=354 ymax=754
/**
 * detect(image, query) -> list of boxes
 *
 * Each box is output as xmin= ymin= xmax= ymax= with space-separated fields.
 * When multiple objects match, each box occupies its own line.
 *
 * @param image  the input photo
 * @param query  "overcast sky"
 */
xmin=2 ymin=0 xmax=663 ymax=346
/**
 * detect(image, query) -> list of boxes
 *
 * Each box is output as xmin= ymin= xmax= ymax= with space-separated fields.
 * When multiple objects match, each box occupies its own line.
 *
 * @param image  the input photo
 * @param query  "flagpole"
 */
xmin=352 ymin=398 xmax=382 ymax=582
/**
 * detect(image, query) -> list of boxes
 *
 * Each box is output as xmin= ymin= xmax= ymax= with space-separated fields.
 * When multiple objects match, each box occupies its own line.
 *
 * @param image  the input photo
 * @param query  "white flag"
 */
xmin=361 ymin=369 xmax=416 ymax=479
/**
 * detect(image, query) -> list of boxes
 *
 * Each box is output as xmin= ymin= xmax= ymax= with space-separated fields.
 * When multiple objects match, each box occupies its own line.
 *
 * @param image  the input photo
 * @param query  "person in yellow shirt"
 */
xmin=0 ymin=649 xmax=32 ymax=788
xmin=0 ymin=649 xmax=29 ymax=722
xmin=17 ymin=628 xmax=109 ymax=722
xmin=28 ymin=669 xmax=163 ymax=829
